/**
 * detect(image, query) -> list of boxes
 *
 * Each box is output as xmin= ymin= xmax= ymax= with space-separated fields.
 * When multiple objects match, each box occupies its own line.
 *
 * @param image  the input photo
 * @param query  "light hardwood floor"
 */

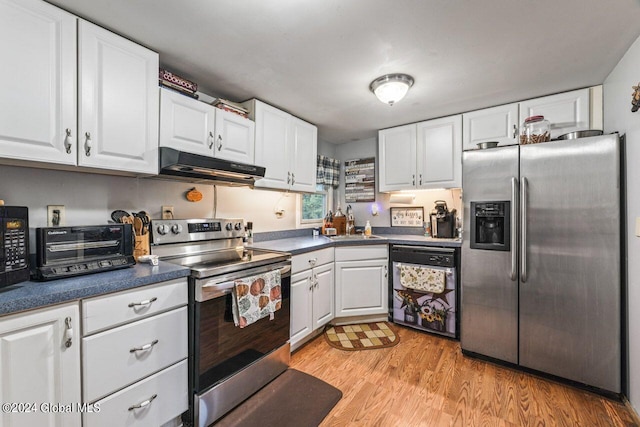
xmin=290 ymin=325 xmax=638 ymax=427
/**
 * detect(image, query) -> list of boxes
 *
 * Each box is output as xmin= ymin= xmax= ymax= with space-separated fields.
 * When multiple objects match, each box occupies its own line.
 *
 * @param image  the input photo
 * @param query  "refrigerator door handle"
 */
xmin=510 ymin=177 xmax=518 ymax=281
xmin=520 ymin=176 xmax=528 ymax=283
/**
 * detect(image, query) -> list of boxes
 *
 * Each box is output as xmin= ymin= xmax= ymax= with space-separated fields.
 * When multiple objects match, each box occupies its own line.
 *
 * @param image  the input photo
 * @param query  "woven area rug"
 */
xmin=324 ymin=321 xmax=399 ymax=351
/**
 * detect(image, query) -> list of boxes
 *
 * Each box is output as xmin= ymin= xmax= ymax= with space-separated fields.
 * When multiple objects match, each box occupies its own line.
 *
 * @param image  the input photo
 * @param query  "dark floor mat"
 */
xmin=214 ymin=368 xmax=342 ymax=427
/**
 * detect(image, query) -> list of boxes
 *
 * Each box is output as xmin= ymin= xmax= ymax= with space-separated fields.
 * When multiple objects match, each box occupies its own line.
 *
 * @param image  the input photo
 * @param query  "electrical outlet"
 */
xmin=162 ymin=205 xmax=174 ymax=219
xmin=47 ymin=205 xmax=65 ymax=227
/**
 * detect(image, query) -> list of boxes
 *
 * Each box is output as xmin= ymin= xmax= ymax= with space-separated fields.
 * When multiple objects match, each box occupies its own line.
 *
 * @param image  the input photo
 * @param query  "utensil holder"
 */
xmin=134 ymin=233 xmax=150 ymax=261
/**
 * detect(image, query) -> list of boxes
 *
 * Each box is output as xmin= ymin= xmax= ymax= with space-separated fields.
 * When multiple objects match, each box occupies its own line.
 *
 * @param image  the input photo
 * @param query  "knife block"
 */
xmin=134 ymin=233 xmax=150 ymax=261
xmin=333 ymin=216 xmax=346 ymax=235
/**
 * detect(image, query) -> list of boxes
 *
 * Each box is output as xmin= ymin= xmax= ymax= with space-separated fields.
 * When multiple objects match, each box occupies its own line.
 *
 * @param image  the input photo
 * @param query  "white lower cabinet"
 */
xmin=290 ymin=248 xmax=334 ymax=350
xmin=335 ymin=245 xmax=388 ymax=317
xmin=0 ymin=302 xmax=81 ymax=427
xmin=81 ymin=279 xmax=189 ymax=426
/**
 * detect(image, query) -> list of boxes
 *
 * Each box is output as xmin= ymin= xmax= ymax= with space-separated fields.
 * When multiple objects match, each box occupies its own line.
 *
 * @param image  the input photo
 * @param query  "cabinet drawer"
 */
xmin=292 ymin=247 xmax=334 ymax=273
xmin=82 ymin=278 xmax=187 ymax=335
xmin=83 ymin=307 xmax=188 ymax=402
xmin=335 ymin=245 xmax=387 ymax=262
xmin=83 ymin=360 xmax=188 ymax=427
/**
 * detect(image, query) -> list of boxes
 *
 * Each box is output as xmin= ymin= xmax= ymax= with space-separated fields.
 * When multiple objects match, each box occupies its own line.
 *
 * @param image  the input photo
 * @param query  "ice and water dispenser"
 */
xmin=470 ymin=201 xmax=510 ymax=251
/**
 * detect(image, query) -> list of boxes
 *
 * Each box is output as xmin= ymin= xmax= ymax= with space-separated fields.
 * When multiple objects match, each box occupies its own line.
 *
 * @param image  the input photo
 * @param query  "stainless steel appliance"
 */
xmin=430 ymin=200 xmax=456 ymax=238
xmin=149 ymin=218 xmax=291 ymax=427
xmin=1 ymin=206 xmax=29 ymax=287
xmin=389 ymin=245 xmax=459 ymax=338
xmin=461 ymin=134 xmax=623 ymax=394
xmin=34 ymin=224 xmax=135 ymax=280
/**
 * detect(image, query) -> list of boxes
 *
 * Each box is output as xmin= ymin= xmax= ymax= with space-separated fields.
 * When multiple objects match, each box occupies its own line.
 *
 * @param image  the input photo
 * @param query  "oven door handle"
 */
xmin=197 ymin=264 xmax=291 ymax=302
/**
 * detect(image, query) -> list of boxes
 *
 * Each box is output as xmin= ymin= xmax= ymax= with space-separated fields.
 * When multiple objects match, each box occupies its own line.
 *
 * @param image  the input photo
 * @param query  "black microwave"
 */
xmin=34 ymin=224 xmax=135 ymax=281
xmin=1 ymin=206 xmax=30 ymax=288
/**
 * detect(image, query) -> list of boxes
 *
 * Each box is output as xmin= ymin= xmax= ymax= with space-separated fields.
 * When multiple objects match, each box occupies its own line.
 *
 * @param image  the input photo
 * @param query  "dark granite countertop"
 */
xmin=0 ymin=262 xmax=190 ymax=317
xmin=251 ymin=234 xmax=462 ymax=255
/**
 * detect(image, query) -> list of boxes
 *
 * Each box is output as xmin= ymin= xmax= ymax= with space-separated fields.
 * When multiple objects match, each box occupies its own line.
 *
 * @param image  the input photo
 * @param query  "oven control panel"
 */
xmin=150 ymin=219 xmax=245 ymax=245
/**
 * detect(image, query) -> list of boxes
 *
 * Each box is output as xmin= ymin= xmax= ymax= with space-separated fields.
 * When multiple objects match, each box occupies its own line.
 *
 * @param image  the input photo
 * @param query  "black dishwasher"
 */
xmin=389 ymin=245 xmax=459 ymax=339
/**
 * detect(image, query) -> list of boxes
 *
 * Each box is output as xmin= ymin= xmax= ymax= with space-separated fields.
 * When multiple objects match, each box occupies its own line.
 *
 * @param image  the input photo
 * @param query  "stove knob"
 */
xmin=225 ymin=223 xmax=233 ymax=231
xmin=234 ymin=222 xmax=243 ymax=231
xmin=156 ymin=224 xmax=170 ymax=235
xmin=171 ymin=224 xmax=183 ymax=234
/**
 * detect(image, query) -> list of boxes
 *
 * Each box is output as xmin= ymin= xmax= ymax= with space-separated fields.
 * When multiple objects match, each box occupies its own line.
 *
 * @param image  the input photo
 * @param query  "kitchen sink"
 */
xmin=329 ymin=234 xmax=385 ymax=241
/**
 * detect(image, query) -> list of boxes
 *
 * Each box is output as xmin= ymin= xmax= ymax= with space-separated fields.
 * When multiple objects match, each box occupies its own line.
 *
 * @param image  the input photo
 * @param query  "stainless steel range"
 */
xmin=150 ymin=218 xmax=292 ymax=427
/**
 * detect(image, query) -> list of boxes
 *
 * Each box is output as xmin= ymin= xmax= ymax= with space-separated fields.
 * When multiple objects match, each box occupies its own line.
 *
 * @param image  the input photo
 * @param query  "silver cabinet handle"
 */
xmin=128 ymin=297 xmax=157 ymax=308
xmin=510 ymin=177 xmax=518 ymax=281
xmin=313 ymin=273 xmax=318 ymax=288
xmin=208 ymin=132 xmax=214 ymax=149
xmin=419 ymin=174 xmax=422 ymax=186
xmin=412 ymin=174 xmax=415 ymax=186
xmin=84 ymin=132 xmax=92 ymax=156
xmin=513 ymin=124 xmax=518 ymax=139
xmin=384 ymin=265 xmax=388 ymax=278
xmin=217 ymin=135 xmax=222 ymax=151
xmin=64 ymin=128 xmax=73 ymax=154
xmin=291 ymin=172 xmax=295 ymax=185
xmin=520 ymin=177 xmax=528 ymax=283
xmin=308 ymin=258 xmax=317 ymax=267
xmin=287 ymin=171 xmax=291 ymax=184
xmin=64 ymin=317 xmax=73 ymax=348
xmin=130 ymin=339 xmax=159 ymax=353
xmin=308 ymin=276 xmax=314 ymax=291
xmin=128 ymin=394 xmax=157 ymax=411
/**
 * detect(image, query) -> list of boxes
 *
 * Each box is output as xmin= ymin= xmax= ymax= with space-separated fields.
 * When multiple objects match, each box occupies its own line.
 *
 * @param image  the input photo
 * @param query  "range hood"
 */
xmin=159 ymin=147 xmax=265 ymax=186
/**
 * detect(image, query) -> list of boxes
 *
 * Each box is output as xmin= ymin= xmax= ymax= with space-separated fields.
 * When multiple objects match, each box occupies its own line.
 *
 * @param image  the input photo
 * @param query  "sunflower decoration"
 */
xmin=419 ymin=299 xmax=452 ymax=327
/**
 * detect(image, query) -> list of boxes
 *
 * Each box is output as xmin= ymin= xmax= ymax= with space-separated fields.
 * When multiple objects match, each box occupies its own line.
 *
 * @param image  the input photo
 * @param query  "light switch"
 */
xmin=636 ymin=217 xmax=640 ymax=237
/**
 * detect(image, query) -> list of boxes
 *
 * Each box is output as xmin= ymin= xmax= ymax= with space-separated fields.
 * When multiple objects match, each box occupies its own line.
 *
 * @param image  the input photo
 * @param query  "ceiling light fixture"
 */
xmin=369 ymin=73 xmax=414 ymax=106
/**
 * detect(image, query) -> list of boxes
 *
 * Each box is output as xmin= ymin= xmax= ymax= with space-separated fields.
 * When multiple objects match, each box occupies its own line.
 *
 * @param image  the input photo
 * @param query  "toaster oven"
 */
xmin=34 ymin=224 xmax=135 ymax=281
xmin=1 ymin=206 xmax=30 ymax=288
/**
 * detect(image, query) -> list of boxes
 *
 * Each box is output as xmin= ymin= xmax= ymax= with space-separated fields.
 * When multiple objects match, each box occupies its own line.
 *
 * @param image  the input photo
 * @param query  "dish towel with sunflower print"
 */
xmin=398 ymin=263 xmax=445 ymax=293
xmin=232 ymin=269 xmax=282 ymax=328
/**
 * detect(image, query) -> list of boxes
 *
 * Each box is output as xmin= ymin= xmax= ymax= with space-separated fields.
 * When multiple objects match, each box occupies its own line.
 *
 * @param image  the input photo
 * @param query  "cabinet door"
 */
xmin=518 ymin=88 xmax=590 ymax=139
xmin=253 ymin=100 xmax=291 ymax=190
xmin=378 ymin=124 xmax=417 ymax=192
xmin=335 ymin=259 xmax=388 ymax=316
xmin=290 ymin=116 xmax=318 ymax=192
xmin=462 ymin=103 xmax=519 ymax=150
xmin=0 ymin=0 xmax=77 ymax=165
xmin=159 ymin=88 xmax=215 ymax=156
xmin=78 ymin=20 xmax=159 ymax=174
xmin=0 ymin=303 xmax=81 ymax=427
xmin=313 ymin=263 xmax=334 ymax=329
xmin=416 ymin=115 xmax=462 ymax=189
xmin=290 ymin=270 xmax=313 ymax=348
xmin=214 ymin=108 xmax=255 ymax=164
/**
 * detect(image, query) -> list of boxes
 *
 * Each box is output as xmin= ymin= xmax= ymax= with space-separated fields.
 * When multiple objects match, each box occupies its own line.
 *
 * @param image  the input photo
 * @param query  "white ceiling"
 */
xmin=47 ymin=0 xmax=640 ymax=144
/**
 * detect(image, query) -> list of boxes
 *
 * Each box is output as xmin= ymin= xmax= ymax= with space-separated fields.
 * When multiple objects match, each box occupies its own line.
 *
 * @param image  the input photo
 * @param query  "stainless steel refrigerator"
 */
xmin=461 ymin=134 xmax=622 ymax=394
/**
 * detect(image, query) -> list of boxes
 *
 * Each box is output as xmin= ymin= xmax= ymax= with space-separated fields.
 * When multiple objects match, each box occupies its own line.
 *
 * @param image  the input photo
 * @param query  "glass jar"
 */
xmin=520 ymin=115 xmax=551 ymax=144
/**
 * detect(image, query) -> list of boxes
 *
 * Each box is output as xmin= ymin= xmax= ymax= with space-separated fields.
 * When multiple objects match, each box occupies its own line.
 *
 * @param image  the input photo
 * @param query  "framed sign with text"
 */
xmin=390 ymin=207 xmax=425 ymax=227
xmin=344 ymin=158 xmax=375 ymax=203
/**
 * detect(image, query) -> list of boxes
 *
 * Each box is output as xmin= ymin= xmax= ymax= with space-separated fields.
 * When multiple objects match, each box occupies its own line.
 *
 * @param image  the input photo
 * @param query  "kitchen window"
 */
xmin=297 ymin=185 xmax=332 ymax=227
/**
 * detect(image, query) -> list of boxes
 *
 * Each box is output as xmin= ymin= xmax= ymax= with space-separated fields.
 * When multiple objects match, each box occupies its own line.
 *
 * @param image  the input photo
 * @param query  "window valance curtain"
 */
xmin=316 ymin=155 xmax=340 ymax=188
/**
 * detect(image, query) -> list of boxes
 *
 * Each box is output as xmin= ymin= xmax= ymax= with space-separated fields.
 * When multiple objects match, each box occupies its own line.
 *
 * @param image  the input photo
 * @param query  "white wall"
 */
xmin=604 ymin=34 xmax=640 ymax=411
xmin=334 ymin=137 xmax=462 ymax=230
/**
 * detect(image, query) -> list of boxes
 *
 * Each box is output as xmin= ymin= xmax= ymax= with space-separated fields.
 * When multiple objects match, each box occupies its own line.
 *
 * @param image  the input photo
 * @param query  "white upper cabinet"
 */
xmin=244 ymin=99 xmax=317 ymax=192
xmin=160 ymin=88 xmax=215 ymax=156
xmin=378 ymin=124 xmax=417 ymax=192
xmin=214 ymin=108 xmax=255 ymax=164
xmin=462 ymin=103 xmax=519 ymax=150
xmin=160 ymin=88 xmax=256 ymax=164
xmin=290 ymin=116 xmax=318 ymax=192
xmin=518 ymin=88 xmax=590 ymax=139
xmin=0 ymin=1 xmax=159 ymax=175
xmin=0 ymin=0 xmax=77 ymax=165
xmin=416 ymin=115 xmax=462 ymax=189
xmin=378 ymin=116 xmax=461 ymax=192
xmin=78 ymin=20 xmax=159 ymax=174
